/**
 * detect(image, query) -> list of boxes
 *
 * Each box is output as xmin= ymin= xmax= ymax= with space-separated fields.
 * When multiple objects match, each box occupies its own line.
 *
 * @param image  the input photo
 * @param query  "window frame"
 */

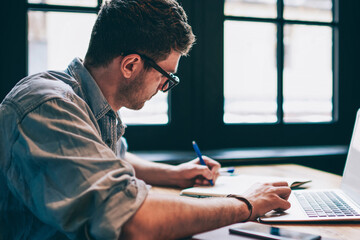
xmin=192 ymin=0 xmax=342 ymax=149
xmin=177 ymin=0 xmax=357 ymax=151
xmin=2 ymin=0 xmax=360 ymax=152
xmin=25 ymin=1 xmax=102 ymax=76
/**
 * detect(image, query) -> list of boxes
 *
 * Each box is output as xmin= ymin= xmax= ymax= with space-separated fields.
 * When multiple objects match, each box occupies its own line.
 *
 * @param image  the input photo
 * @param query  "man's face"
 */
xmin=123 ymin=51 xmax=181 ymax=110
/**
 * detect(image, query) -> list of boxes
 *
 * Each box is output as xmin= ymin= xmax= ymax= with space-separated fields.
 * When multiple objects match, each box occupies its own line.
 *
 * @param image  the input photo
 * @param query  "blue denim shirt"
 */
xmin=0 ymin=58 xmax=149 ymax=239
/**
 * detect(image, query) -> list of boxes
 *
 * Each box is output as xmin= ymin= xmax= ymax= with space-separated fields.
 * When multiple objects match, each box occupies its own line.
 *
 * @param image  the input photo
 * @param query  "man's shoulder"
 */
xmin=2 ymin=70 xmax=82 ymax=116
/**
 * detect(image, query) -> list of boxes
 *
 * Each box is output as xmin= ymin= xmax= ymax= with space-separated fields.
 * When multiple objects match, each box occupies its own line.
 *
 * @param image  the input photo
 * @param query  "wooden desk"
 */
xmin=151 ymin=164 xmax=359 ymax=240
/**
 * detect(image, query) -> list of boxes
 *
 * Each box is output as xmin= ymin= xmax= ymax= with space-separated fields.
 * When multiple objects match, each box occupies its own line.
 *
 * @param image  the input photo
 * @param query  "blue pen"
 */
xmin=192 ymin=141 xmax=214 ymax=186
xmin=219 ymin=167 xmax=235 ymax=174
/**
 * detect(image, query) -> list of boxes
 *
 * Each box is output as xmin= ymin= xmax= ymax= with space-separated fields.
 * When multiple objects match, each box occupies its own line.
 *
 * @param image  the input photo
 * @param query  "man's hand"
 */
xmin=243 ymin=182 xmax=292 ymax=220
xmin=124 ymin=152 xmax=221 ymax=188
xmin=172 ymin=156 xmax=221 ymax=188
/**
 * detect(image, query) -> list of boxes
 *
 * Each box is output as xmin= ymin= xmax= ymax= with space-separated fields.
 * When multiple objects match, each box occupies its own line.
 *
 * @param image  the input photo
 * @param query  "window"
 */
xmin=224 ymin=20 xmax=278 ymax=123
xmin=119 ymin=93 xmax=169 ymax=125
xmin=224 ymin=0 xmax=334 ymax=124
xmin=27 ymin=1 xmax=100 ymax=74
xmin=28 ymin=11 xmax=96 ymax=75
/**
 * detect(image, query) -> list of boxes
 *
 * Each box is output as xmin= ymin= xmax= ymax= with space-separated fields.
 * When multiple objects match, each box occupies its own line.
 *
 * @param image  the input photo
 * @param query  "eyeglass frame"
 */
xmin=135 ymin=53 xmax=180 ymax=92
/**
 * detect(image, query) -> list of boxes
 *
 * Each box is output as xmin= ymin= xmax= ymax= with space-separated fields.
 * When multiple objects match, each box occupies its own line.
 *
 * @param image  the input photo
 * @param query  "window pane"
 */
xmin=224 ymin=21 xmax=277 ymax=123
xmin=28 ymin=0 xmax=97 ymax=7
xmin=224 ymin=0 xmax=277 ymax=19
xmin=283 ymin=25 xmax=333 ymax=123
xmin=28 ymin=11 xmax=96 ymax=74
xmin=120 ymin=93 xmax=169 ymax=125
xmin=284 ymin=0 xmax=332 ymax=22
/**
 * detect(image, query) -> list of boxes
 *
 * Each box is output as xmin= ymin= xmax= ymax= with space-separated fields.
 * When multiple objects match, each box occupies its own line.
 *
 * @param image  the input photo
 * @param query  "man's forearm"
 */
xmin=124 ymin=152 xmax=177 ymax=186
xmin=121 ymin=193 xmax=250 ymax=240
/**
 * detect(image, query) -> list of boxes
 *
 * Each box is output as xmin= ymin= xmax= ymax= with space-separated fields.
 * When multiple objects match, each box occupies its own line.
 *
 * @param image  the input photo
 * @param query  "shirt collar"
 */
xmin=65 ymin=57 xmax=114 ymax=120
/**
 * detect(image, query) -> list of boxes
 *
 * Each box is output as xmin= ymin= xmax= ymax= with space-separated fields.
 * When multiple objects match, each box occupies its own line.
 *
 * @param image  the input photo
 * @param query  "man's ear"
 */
xmin=120 ymin=54 xmax=142 ymax=78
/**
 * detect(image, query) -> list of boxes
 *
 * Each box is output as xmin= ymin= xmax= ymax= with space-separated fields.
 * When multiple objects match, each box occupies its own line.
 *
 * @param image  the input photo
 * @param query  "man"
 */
xmin=0 ymin=0 xmax=291 ymax=239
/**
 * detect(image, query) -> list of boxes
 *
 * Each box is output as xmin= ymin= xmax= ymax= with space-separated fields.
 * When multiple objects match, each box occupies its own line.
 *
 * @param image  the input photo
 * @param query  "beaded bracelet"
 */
xmin=227 ymin=194 xmax=253 ymax=222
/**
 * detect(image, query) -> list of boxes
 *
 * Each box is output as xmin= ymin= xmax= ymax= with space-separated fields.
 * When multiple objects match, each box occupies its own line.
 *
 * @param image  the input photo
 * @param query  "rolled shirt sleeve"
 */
xmin=6 ymin=97 xmax=149 ymax=239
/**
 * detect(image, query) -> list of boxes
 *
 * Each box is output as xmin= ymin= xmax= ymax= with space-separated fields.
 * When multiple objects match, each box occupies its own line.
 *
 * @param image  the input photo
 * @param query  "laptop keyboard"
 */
xmin=294 ymin=191 xmax=360 ymax=218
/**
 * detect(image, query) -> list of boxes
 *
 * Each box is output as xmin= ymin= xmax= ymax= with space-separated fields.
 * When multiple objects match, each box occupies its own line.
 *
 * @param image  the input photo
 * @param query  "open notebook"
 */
xmin=180 ymin=174 xmax=311 ymax=198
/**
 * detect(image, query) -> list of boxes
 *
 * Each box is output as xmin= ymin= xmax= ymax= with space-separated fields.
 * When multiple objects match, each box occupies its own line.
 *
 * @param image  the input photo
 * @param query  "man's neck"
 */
xmin=85 ymin=65 xmax=122 ymax=111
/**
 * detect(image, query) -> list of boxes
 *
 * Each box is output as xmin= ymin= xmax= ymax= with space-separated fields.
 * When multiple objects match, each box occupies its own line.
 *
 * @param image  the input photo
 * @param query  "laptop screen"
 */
xmin=341 ymin=110 xmax=360 ymax=205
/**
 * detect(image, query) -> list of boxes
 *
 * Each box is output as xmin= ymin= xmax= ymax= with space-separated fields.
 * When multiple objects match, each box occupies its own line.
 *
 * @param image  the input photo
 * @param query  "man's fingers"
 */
xmin=265 ymin=182 xmax=292 ymax=200
xmin=196 ymin=178 xmax=212 ymax=186
xmin=201 ymin=156 xmax=221 ymax=184
xmin=272 ymin=186 xmax=292 ymax=210
xmin=267 ymin=185 xmax=292 ymax=203
xmin=212 ymin=170 xmax=220 ymax=183
xmin=192 ymin=156 xmax=220 ymax=182
xmin=195 ymin=178 xmax=203 ymax=185
xmin=190 ymin=165 xmax=213 ymax=180
xmin=271 ymin=181 xmax=289 ymax=187
xmin=276 ymin=197 xmax=291 ymax=211
xmin=202 ymin=156 xmax=221 ymax=168
xmin=273 ymin=186 xmax=292 ymax=197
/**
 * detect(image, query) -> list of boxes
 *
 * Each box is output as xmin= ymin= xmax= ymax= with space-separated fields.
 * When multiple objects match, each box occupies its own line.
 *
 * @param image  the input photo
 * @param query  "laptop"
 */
xmin=260 ymin=109 xmax=360 ymax=223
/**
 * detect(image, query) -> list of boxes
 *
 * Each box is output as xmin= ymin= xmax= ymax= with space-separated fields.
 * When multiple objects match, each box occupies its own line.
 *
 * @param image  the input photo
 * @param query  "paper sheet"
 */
xmin=180 ymin=175 xmax=311 ymax=198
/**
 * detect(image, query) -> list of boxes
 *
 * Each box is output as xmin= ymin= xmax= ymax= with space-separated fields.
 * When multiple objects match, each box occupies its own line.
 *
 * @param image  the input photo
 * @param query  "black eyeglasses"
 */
xmin=137 ymin=54 xmax=180 ymax=92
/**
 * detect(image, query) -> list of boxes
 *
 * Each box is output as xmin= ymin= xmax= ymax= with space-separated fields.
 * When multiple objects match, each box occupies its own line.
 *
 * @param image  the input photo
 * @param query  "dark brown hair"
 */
xmin=84 ymin=0 xmax=195 ymax=68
